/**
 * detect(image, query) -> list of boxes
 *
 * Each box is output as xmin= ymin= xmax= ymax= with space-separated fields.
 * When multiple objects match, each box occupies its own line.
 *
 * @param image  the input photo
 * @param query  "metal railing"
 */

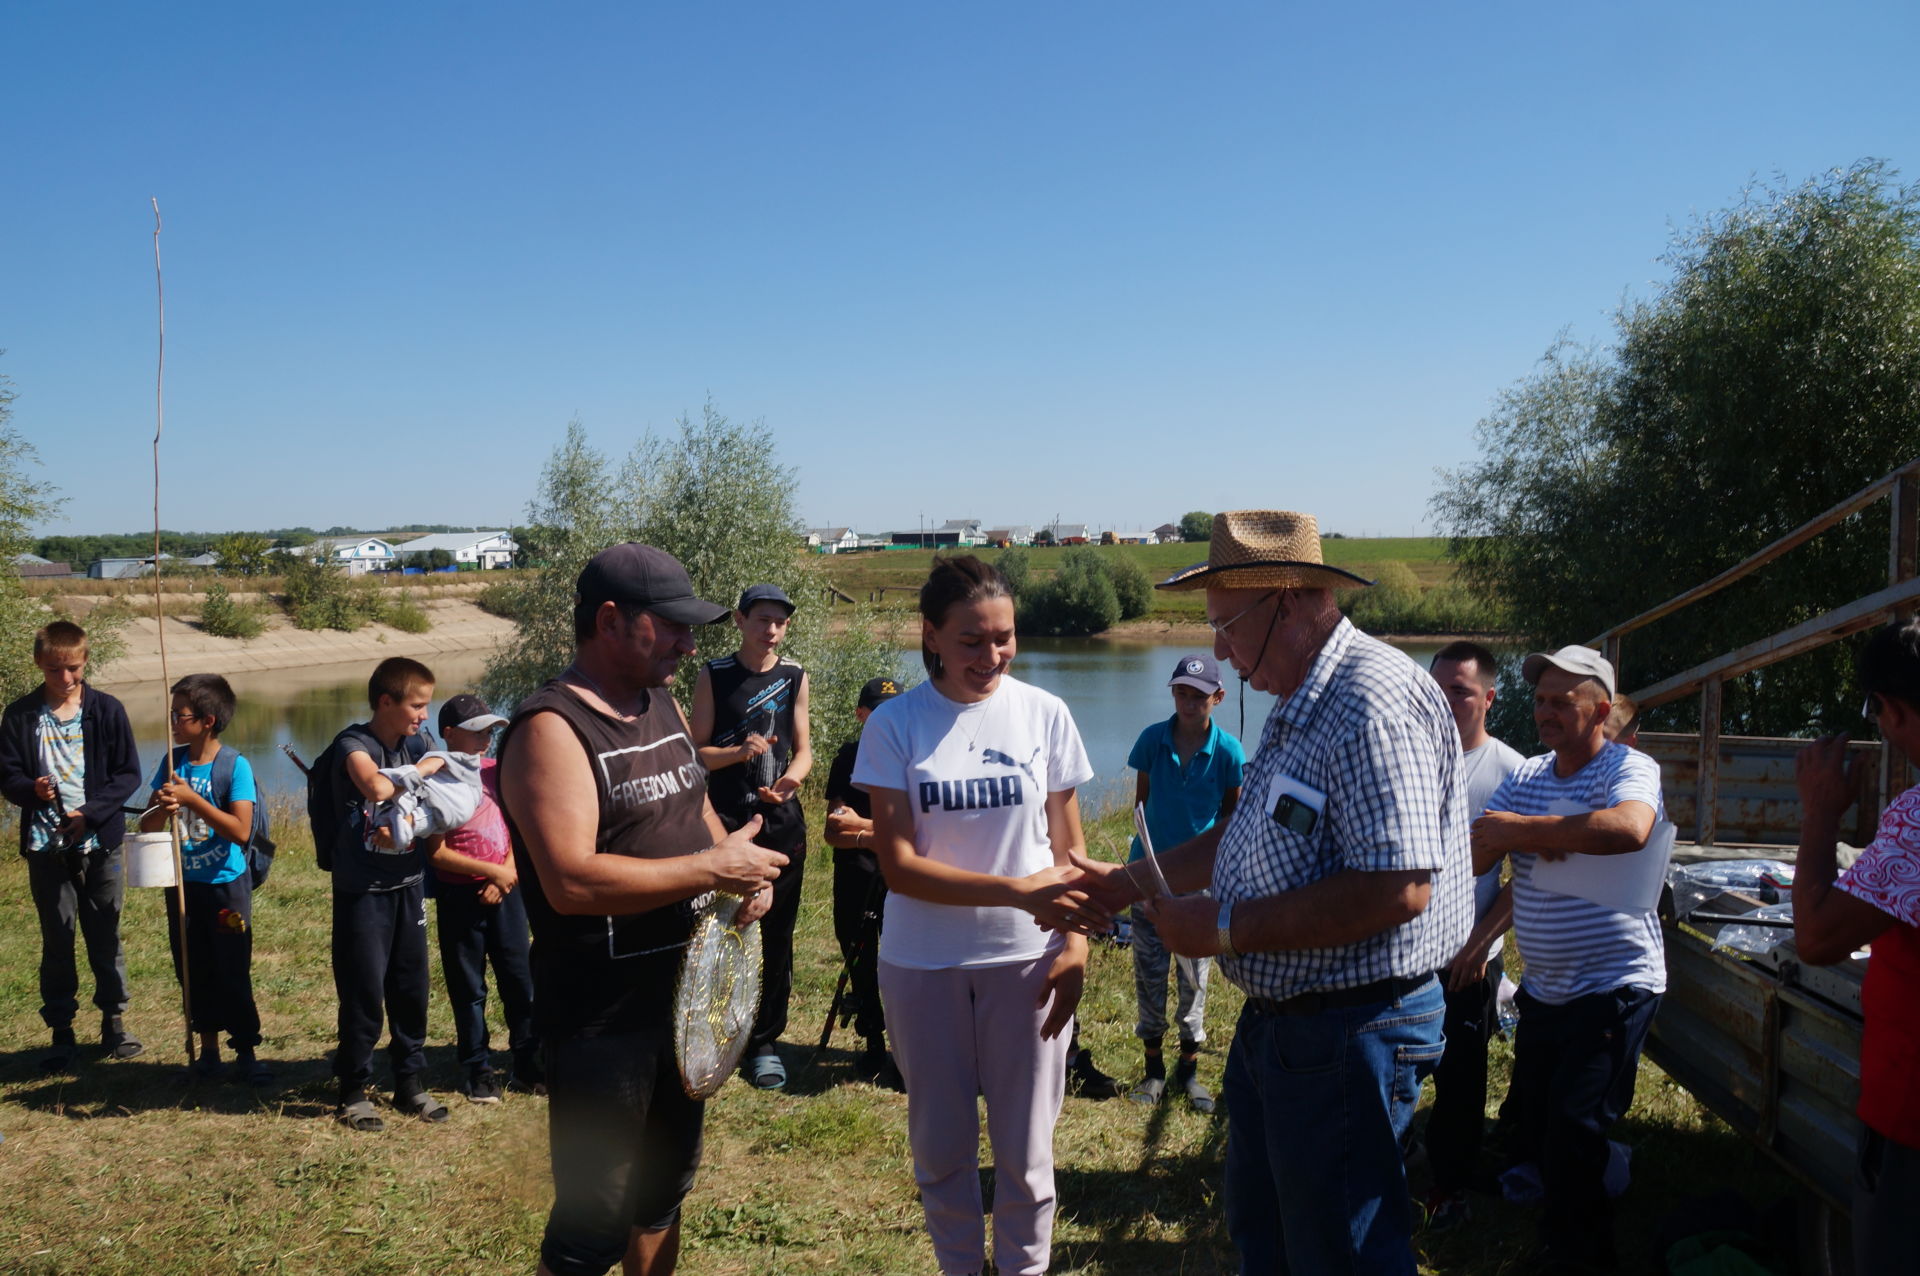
xmin=1586 ymin=459 xmax=1920 ymax=844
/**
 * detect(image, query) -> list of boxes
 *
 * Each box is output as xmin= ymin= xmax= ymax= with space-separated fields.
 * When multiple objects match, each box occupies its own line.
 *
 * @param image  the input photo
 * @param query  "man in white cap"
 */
xmin=1070 ymin=509 xmax=1473 ymax=1275
xmin=1472 ymin=644 xmax=1666 ymax=1273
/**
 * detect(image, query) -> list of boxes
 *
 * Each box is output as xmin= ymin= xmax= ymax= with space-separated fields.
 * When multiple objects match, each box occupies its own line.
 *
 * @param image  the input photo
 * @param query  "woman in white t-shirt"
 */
xmin=853 ymin=554 xmax=1103 ymax=1276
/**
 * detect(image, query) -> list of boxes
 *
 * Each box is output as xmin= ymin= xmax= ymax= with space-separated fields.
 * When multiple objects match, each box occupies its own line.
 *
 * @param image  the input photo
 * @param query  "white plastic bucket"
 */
xmin=123 ymin=832 xmax=178 ymax=889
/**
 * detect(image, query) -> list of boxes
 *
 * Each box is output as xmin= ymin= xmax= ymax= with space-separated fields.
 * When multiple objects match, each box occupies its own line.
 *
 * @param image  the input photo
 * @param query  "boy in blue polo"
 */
xmin=1124 ymin=653 xmax=1244 ymax=1112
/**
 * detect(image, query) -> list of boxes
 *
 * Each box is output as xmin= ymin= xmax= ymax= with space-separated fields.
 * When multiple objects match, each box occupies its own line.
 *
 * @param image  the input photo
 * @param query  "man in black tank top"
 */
xmin=499 ymin=545 xmax=789 ymax=1276
xmin=691 ymin=583 xmax=812 ymax=1091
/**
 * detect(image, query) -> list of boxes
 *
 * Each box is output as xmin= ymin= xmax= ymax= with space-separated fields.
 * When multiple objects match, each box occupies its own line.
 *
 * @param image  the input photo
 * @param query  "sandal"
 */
xmin=337 ymin=1098 xmax=385 ymax=1133
xmin=230 ymin=1052 xmax=274 ymax=1086
xmin=181 ymin=1054 xmax=224 ymax=1082
xmin=396 ymin=1085 xmax=450 ymax=1124
xmin=744 ymin=1049 xmax=787 ymax=1091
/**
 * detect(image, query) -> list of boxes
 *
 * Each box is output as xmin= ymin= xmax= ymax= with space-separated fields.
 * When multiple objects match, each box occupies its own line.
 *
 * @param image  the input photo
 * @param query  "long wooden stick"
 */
xmin=151 ymin=197 xmax=193 ymax=1064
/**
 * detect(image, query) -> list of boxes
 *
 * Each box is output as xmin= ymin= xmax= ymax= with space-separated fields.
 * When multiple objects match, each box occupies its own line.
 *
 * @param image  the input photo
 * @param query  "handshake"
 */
xmin=1023 ymin=846 xmax=1226 ymax=960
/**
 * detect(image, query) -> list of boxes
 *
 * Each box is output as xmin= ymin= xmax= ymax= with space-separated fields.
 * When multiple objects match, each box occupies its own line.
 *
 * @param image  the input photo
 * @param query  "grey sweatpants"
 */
xmin=1130 ymin=904 xmax=1209 ymax=1045
xmin=879 ymin=954 xmax=1075 ymax=1276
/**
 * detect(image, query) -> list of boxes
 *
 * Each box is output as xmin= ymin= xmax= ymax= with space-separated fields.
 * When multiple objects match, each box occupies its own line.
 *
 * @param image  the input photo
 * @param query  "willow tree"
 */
xmin=1435 ymin=162 xmax=1920 ymax=737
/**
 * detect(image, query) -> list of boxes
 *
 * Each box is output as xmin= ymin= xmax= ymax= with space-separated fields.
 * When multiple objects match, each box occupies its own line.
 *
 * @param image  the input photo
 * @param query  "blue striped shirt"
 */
xmin=1211 ymin=619 xmax=1474 ymax=999
xmin=1489 ymin=742 xmax=1667 ymax=1004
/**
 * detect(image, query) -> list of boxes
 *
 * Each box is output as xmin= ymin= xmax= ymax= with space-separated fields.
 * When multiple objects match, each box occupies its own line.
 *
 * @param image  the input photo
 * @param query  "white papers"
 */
xmin=1131 ymin=804 xmax=1173 ymax=899
xmin=1528 ymin=799 xmax=1676 ymax=913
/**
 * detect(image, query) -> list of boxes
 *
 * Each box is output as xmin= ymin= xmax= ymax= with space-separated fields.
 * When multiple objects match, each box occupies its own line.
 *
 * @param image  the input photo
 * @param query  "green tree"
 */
xmin=1106 ymin=554 xmax=1152 ymax=620
xmin=215 ymin=531 xmax=275 ymax=578
xmin=995 ymin=545 xmax=1031 ymax=598
xmin=1434 ymin=162 xmax=1920 ymax=734
xmin=1347 ymin=560 xmax=1421 ymax=634
xmin=1179 ymin=511 xmax=1213 ymax=543
xmin=483 ymin=406 xmax=900 ymax=766
xmin=0 ymin=364 xmax=63 ymax=701
xmin=423 ymin=548 xmax=457 ymax=570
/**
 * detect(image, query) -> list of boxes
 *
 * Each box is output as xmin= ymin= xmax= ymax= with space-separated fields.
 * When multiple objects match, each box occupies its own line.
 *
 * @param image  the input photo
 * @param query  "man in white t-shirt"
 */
xmin=1472 ymin=645 xmax=1665 ymax=1273
xmin=1422 ymin=642 xmax=1524 ymax=1228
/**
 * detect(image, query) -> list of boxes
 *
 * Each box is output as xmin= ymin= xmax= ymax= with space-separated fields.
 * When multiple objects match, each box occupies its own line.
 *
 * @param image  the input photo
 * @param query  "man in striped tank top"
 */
xmin=1470 ymin=645 xmax=1664 ymax=1273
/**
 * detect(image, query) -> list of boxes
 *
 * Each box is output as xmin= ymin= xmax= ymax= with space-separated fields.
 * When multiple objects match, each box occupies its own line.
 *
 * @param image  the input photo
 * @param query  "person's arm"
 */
xmin=426 ymin=833 xmax=517 ymax=888
xmin=1217 ymin=784 xmax=1241 ymax=824
xmin=1039 ymin=786 xmax=1090 ymax=1038
xmin=80 ymin=697 xmax=144 ymax=830
xmin=153 ymin=778 xmax=252 ymax=845
xmin=499 ymin=709 xmax=786 ymax=916
xmin=1134 ymin=770 xmax=1151 ymax=810
xmin=764 ymin=670 xmax=812 ymax=801
xmin=823 ymin=806 xmax=876 ymax=849
xmin=1793 ymin=733 xmax=1897 ymax=965
xmin=1471 ymin=801 xmax=1656 ymax=873
xmin=1447 ymin=880 xmax=1514 ymax=991
xmin=1146 ymin=867 xmax=1433 ymax=957
xmin=0 ymin=707 xmax=40 ymax=809
xmin=868 ymin=784 xmax=1106 ymax=931
xmin=344 ymin=749 xmax=400 ymax=803
xmin=691 ymin=665 xmax=772 ymax=772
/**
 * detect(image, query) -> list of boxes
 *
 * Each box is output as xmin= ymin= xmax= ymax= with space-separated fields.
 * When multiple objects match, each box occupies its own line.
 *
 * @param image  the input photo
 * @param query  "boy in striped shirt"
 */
xmin=1471 ymin=646 xmax=1664 ymax=1273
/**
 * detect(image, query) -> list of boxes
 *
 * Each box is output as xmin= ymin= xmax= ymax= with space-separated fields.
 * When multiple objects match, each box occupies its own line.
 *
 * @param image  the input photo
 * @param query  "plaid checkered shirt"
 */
xmin=1211 ymin=619 xmax=1475 ymax=1000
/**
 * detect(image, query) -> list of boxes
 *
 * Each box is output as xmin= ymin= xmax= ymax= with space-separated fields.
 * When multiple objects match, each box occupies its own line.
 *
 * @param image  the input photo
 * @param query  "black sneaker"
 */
xmin=1066 ymin=1049 xmax=1119 ymax=1100
xmin=509 ymin=1050 xmax=546 ymax=1095
xmin=463 ymin=1069 xmax=503 ymax=1105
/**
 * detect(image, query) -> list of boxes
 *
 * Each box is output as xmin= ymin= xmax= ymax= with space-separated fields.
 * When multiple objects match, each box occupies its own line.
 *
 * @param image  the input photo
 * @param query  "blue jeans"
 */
xmin=435 ymin=880 xmax=537 ymax=1072
xmin=1224 ymin=976 xmax=1445 ymax=1275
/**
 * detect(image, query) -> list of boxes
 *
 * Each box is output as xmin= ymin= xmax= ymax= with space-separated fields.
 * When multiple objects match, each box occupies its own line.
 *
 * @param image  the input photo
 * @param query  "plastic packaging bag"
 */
xmin=1668 ymin=860 xmax=1794 ymax=919
xmin=1710 ymin=902 xmax=1796 ymax=956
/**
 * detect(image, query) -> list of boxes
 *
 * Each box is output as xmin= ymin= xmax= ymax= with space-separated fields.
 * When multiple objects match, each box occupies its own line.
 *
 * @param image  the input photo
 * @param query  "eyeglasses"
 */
xmin=1206 ymin=591 xmax=1279 ymax=639
xmin=171 ymin=710 xmax=203 ymax=722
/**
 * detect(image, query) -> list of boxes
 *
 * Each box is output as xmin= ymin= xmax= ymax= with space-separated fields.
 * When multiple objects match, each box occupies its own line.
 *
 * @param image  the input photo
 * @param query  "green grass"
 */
xmin=0 ymin=801 xmax=1790 ymax=1274
xmin=819 ymin=540 xmax=1463 ymax=626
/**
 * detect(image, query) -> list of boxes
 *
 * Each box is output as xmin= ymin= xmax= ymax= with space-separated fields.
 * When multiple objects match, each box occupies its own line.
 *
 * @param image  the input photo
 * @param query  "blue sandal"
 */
xmin=745 ymin=1049 xmax=787 ymax=1090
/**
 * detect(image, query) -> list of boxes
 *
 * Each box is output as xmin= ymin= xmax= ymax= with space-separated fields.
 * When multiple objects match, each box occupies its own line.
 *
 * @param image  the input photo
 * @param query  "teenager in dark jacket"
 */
xmin=0 ymin=621 xmax=144 ymax=1071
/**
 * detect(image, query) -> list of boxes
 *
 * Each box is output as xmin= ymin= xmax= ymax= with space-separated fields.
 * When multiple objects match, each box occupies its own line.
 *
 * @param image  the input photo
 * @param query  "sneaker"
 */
xmin=1066 ymin=1049 xmax=1119 ymax=1100
xmin=1173 ymin=1057 xmax=1215 ymax=1115
xmin=872 ymin=1054 xmax=906 ymax=1093
xmin=100 ymin=1014 xmax=143 ymax=1061
xmin=509 ymin=1048 xmax=546 ymax=1095
xmin=40 ymin=1028 xmax=78 ymax=1073
xmin=463 ymin=1068 xmax=503 ymax=1105
xmin=1422 ymin=1189 xmax=1470 ymax=1232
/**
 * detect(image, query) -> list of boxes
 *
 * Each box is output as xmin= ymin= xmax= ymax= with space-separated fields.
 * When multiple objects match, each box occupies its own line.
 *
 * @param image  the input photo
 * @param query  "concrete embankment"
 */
xmin=87 ymin=595 xmax=514 ymax=688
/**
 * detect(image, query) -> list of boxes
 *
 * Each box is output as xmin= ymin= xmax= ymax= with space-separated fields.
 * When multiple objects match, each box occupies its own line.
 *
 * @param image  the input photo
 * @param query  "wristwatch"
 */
xmin=1216 ymin=898 xmax=1237 ymax=961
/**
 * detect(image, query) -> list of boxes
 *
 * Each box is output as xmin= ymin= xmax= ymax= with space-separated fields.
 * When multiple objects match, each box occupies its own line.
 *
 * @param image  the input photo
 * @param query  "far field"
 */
xmin=820 ymin=538 xmax=1456 ymax=621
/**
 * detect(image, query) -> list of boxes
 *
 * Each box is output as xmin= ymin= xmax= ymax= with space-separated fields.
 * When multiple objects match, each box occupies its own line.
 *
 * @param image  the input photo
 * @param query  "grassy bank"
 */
xmin=0 ymin=801 xmax=1788 ymax=1274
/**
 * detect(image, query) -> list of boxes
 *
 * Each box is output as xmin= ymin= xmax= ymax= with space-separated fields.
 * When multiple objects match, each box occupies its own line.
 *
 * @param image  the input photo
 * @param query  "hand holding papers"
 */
xmin=1131 ymin=804 xmax=1173 ymax=900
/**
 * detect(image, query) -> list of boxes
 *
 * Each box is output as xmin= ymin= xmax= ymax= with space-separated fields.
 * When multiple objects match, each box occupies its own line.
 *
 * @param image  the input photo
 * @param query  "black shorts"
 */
xmin=541 ymin=1025 xmax=705 ymax=1276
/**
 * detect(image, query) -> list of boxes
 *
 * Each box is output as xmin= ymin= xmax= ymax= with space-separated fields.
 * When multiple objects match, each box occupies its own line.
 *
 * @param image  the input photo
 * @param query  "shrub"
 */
xmin=382 ymin=590 xmax=432 ymax=634
xmin=995 ymin=546 xmax=1031 ymax=598
xmin=476 ymin=580 xmax=522 ymax=620
xmin=1019 ymin=547 xmax=1121 ymax=636
xmin=1106 ymin=556 xmax=1152 ymax=620
xmin=199 ymin=583 xmax=266 ymax=639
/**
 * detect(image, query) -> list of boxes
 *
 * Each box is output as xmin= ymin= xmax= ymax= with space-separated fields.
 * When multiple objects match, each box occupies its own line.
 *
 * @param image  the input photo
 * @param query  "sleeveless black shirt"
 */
xmin=502 ymin=677 xmax=713 ymax=1036
xmin=704 ymin=654 xmax=806 ymax=847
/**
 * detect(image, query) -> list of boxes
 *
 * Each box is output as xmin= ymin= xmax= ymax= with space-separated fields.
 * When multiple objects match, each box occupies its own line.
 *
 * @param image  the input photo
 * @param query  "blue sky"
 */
xmin=4 ymin=1 xmax=1916 ymax=539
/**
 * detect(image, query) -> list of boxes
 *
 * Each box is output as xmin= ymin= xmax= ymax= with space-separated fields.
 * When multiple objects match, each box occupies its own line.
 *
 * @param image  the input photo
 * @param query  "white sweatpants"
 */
xmin=879 ymin=953 xmax=1075 ymax=1276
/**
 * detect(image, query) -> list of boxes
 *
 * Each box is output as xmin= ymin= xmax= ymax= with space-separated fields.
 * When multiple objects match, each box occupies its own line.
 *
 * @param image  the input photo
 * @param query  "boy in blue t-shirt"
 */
xmin=139 ymin=673 xmax=269 ymax=1084
xmin=1124 ymin=653 xmax=1244 ymax=1112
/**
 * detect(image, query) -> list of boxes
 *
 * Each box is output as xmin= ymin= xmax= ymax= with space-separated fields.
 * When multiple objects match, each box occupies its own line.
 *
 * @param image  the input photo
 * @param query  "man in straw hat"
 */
xmin=1069 ymin=510 xmax=1474 ymax=1274
xmin=498 ymin=544 xmax=789 ymax=1276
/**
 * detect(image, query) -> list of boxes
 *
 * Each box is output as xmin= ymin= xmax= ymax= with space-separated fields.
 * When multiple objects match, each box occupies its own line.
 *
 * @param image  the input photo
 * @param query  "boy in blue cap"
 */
xmin=1124 ymin=653 xmax=1244 ymax=1111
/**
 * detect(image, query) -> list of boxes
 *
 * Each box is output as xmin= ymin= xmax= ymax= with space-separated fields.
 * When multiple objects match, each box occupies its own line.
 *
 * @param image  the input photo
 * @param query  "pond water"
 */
xmin=117 ymin=638 xmax=1441 ymax=806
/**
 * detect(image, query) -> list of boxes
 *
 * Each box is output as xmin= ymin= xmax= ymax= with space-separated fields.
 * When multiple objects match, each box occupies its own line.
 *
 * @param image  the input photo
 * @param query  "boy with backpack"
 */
xmin=309 ymin=656 xmax=446 ymax=1131
xmin=139 ymin=672 xmax=272 ymax=1084
xmin=0 ymin=620 xmax=145 ymax=1072
xmin=422 ymin=692 xmax=539 ymax=1102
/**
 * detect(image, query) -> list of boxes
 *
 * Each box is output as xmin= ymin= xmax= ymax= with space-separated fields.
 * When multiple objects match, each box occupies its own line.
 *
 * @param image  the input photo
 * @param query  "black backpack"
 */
xmin=173 ymin=744 xmax=276 ymax=888
xmin=304 ymin=726 xmax=427 ymax=872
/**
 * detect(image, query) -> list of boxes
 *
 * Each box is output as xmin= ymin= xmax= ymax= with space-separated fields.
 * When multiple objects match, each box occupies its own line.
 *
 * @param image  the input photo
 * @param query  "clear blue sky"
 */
xmin=5 ymin=1 xmax=1916 ymax=540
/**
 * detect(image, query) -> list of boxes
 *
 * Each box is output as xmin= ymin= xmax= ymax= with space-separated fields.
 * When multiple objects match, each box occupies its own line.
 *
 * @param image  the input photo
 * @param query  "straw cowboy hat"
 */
xmin=1156 ymin=510 xmax=1374 ymax=592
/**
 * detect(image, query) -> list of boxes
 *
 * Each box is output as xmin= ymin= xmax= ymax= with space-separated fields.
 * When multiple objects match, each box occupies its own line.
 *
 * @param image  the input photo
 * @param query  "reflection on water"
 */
xmin=117 ymin=639 xmax=1440 ymax=808
xmin=123 ymin=651 xmax=497 ymax=800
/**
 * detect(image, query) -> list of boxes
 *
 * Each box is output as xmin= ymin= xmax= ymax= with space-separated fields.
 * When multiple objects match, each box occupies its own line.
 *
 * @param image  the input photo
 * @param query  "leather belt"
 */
xmin=1243 ymin=974 xmax=1434 ymax=1018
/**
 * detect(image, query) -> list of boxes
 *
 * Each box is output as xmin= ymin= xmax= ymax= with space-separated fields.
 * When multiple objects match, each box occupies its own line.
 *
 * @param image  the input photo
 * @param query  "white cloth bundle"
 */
xmin=367 ymin=751 xmax=485 ymax=852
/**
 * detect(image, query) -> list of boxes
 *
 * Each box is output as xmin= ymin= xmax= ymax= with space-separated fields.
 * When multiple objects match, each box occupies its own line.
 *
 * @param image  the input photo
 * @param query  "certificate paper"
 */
xmin=1529 ymin=800 xmax=1676 ymax=913
xmin=1132 ymin=804 xmax=1173 ymax=899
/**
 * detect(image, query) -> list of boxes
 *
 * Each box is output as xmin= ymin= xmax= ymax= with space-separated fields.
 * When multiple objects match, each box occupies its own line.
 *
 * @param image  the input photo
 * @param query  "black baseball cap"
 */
xmin=737 ymin=583 xmax=796 ymax=616
xmin=439 ymin=693 xmax=507 ymax=736
xmin=576 ymin=543 xmax=730 ymax=625
xmin=858 ymin=676 xmax=904 ymax=710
